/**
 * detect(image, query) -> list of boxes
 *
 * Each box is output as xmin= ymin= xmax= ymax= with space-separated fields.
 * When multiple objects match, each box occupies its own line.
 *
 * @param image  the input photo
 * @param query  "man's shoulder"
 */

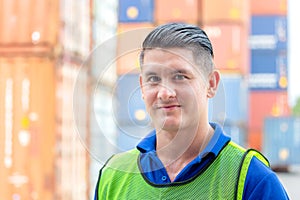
xmin=102 ymin=148 xmax=140 ymax=172
xmin=244 ymin=157 xmax=289 ymax=199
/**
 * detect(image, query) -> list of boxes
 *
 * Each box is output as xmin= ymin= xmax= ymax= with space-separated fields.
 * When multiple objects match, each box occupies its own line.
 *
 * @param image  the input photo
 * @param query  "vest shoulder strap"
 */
xmin=235 ymin=149 xmax=270 ymax=200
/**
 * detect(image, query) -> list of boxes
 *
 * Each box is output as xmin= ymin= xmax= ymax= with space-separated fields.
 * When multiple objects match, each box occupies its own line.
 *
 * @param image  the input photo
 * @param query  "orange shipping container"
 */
xmin=203 ymin=23 xmax=249 ymax=74
xmin=117 ymin=23 xmax=154 ymax=75
xmin=248 ymin=128 xmax=263 ymax=151
xmin=250 ymin=0 xmax=287 ymax=15
xmin=201 ymin=0 xmax=250 ymax=24
xmin=248 ymin=91 xmax=290 ymax=130
xmin=155 ymin=0 xmax=200 ymax=24
xmin=0 ymin=56 xmax=55 ymax=200
xmin=0 ymin=0 xmax=59 ymax=45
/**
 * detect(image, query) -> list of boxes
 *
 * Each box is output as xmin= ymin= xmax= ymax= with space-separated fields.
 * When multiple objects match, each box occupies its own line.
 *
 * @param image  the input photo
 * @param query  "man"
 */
xmin=94 ymin=23 xmax=289 ymax=199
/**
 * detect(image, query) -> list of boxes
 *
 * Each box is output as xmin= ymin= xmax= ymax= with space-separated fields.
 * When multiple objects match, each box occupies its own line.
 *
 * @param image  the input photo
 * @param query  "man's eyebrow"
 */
xmin=143 ymin=71 xmax=157 ymax=77
xmin=171 ymin=69 xmax=188 ymax=74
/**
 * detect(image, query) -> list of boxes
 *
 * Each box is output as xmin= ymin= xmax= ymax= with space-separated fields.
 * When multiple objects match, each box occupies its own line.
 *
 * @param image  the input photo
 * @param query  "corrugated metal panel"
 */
xmin=55 ymin=56 xmax=89 ymax=200
xmin=263 ymin=117 xmax=300 ymax=166
xmin=249 ymin=50 xmax=288 ymax=90
xmin=223 ymin=123 xmax=246 ymax=147
xmin=204 ymin=24 xmax=249 ymax=74
xmin=89 ymin=87 xmax=118 ymax=198
xmin=118 ymin=0 xmax=154 ymax=23
xmin=0 ymin=56 xmax=55 ymax=200
xmin=249 ymin=16 xmax=287 ymax=51
xmin=248 ymin=91 xmax=290 ymax=130
xmin=209 ymin=74 xmax=248 ymax=124
xmin=60 ymin=0 xmax=91 ymax=58
xmin=117 ymin=23 xmax=154 ymax=75
xmin=221 ymin=75 xmax=248 ymax=123
xmin=115 ymin=74 xmax=150 ymax=126
xmin=0 ymin=0 xmax=59 ymax=45
xmin=201 ymin=0 xmax=250 ymax=24
xmin=115 ymin=73 xmax=153 ymax=151
xmin=155 ymin=0 xmax=200 ymax=24
xmin=117 ymin=125 xmax=152 ymax=151
xmin=93 ymin=0 xmax=118 ymax=45
xmin=251 ymin=0 xmax=287 ymax=15
xmin=248 ymin=128 xmax=263 ymax=150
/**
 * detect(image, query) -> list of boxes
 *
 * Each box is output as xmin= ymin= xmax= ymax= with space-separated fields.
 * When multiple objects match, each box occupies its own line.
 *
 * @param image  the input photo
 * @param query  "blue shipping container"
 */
xmin=263 ymin=117 xmax=300 ymax=166
xmin=115 ymin=73 xmax=151 ymax=126
xmin=209 ymin=75 xmax=248 ymax=124
xmin=250 ymin=50 xmax=288 ymax=91
xmin=250 ymin=15 xmax=287 ymax=50
xmin=223 ymin=123 xmax=246 ymax=147
xmin=118 ymin=0 xmax=154 ymax=23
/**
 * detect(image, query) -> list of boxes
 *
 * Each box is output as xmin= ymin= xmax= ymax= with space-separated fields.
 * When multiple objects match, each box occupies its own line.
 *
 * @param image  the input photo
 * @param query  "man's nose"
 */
xmin=157 ymin=84 xmax=176 ymax=100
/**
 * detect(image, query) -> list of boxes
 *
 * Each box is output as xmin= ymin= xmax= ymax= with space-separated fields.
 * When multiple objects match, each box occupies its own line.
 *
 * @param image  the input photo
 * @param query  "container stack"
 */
xmin=55 ymin=0 xmax=91 ymax=199
xmin=201 ymin=0 xmax=250 ymax=146
xmin=263 ymin=117 xmax=300 ymax=167
xmin=88 ymin=0 xmax=119 ymax=198
xmin=115 ymin=0 xmax=155 ymax=150
xmin=0 ymin=1 xmax=59 ymax=199
xmin=248 ymin=0 xmax=290 ymax=150
xmin=114 ymin=0 xmax=252 ymax=149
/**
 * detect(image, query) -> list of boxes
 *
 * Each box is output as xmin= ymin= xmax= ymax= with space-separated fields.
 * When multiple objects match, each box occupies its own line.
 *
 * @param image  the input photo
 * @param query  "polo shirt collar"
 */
xmin=136 ymin=122 xmax=230 ymax=158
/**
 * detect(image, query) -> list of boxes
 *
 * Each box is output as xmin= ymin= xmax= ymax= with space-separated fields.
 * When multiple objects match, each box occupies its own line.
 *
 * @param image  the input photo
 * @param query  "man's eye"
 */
xmin=148 ymin=76 xmax=161 ymax=82
xmin=174 ymin=74 xmax=187 ymax=80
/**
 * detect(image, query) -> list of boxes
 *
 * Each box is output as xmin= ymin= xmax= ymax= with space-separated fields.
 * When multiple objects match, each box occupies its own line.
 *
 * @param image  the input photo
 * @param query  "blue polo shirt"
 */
xmin=136 ymin=123 xmax=289 ymax=199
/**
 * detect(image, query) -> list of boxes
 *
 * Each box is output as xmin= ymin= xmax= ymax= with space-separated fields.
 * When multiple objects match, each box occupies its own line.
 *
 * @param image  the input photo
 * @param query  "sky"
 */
xmin=288 ymin=0 xmax=300 ymax=106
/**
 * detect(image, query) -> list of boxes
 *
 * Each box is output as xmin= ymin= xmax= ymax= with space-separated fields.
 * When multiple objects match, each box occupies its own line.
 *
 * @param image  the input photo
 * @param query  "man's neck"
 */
xmin=155 ymin=124 xmax=214 ymax=181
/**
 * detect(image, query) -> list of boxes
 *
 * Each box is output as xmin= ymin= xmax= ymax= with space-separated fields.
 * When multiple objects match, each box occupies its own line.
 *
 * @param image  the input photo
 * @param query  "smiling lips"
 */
xmin=157 ymin=104 xmax=181 ymax=110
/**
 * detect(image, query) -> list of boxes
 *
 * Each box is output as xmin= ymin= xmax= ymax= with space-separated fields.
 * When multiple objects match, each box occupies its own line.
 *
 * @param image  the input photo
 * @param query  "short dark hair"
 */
xmin=140 ymin=23 xmax=215 ymax=76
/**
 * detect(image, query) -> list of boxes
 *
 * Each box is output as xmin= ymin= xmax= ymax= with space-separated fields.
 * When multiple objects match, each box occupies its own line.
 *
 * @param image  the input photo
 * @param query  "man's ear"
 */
xmin=139 ymin=74 xmax=144 ymax=99
xmin=207 ymin=70 xmax=220 ymax=98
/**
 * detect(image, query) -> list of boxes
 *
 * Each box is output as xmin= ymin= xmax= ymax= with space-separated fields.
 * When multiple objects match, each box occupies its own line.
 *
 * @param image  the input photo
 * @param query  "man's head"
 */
xmin=140 ymin=23 xmax=215 ymax=77
xmin=138 ymin=23 xmax=220 ymax=133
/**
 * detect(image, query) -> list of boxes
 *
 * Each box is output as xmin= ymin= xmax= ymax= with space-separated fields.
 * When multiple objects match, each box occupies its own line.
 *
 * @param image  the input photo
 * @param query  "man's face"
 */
xmin=140 ymin=48 xmax=212 ymax=133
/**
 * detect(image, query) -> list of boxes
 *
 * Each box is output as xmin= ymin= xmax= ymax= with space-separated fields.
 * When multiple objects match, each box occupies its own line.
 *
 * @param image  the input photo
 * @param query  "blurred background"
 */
xmin=0 ymin=0 xmax=300 ymax=199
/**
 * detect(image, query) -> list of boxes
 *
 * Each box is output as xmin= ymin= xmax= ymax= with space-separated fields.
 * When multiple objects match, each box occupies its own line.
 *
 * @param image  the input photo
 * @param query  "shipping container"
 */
xmin=201 ymin=0 xmax=250 ymax=24
xmin=117 ymin=23 xmax=154 ymax=75
xmin=248 ymin=91 xmax=290 ymax=130
xmin=249 ymin=50 xmax=288 ymax=90
xmin=116 ymin=125 xmax=152 ymax=151
xmin=118 ymin=0 xmax=154 ymax=23
xmin=221 ymin=74 xmax=248 ymax=123
xmin=115 ymin=73 xmax=150 ymax=126
xmin=92 ymin=0 xmax=118 ymax=45
xmin=204 ymin=23 xmax=249 ymax=74
xmin=263 ymin=117 xmax=300 ymax=166
xmin=209 ymin=74 xmax=248 ymax=124
xmin=60 ymin=0 xmax=91 ymax=58
xmin=249 ymin=15 xmax=287 ymax=50
xmin=89 ymin=32 xmax=117 ymax=86
xmin=89 ymin=86 xmax=118 ymax=198
xmin=223 ymin=123 xmax=246 ymax=147
xmin=248 ymin=128 xmax=263 ymax=150
xmin=250 ymin=0 xmax=287 ymax=15
xmin=0 ymin=0 xmax=59 ymax=45
xmin=114 ymin=74 xmax=153 ymax=151
xmin=155 ymin=0 xmax=200 ymax=24
xmin=55 ymin=55 xmax=89 ymax=200
xmin=0 ymin=56 xmax=55 ymax=200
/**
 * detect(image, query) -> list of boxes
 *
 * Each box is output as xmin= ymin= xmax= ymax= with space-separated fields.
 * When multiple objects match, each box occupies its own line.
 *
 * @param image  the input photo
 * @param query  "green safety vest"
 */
xmin=97 ymin=141 xmax=269 ymax=200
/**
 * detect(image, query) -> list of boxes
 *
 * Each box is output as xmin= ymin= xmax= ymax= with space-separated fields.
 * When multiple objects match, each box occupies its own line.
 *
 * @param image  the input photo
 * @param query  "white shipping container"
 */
xmin=60 ymin=0 xmax=91 ymax=58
